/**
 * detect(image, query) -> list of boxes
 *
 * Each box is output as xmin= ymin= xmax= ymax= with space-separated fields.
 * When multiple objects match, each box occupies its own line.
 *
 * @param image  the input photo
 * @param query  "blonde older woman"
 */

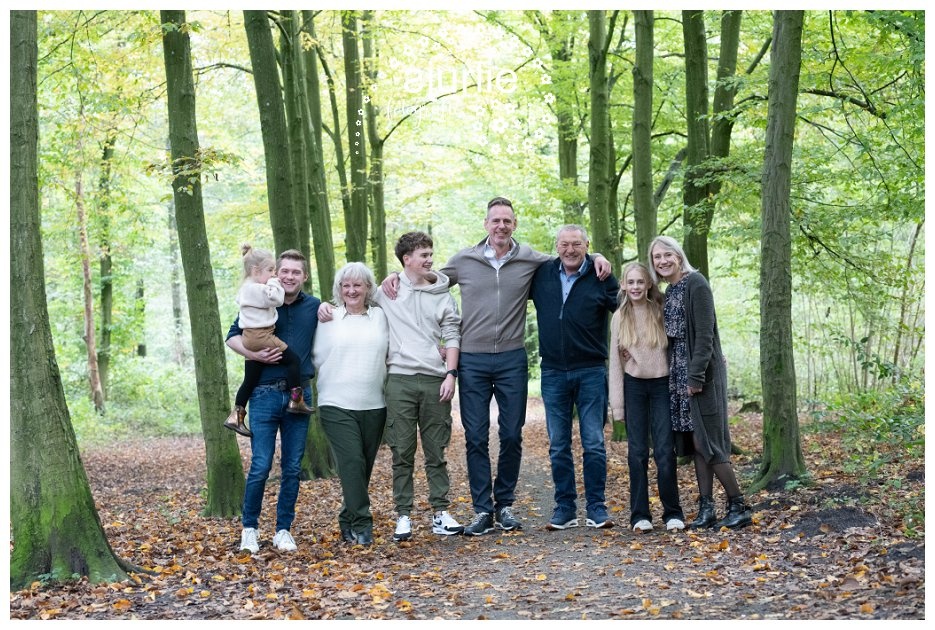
xmin=649 ymin=236 xmax=751 ymax=530
xmin=313 ymin=262 xmax=389 ymax=546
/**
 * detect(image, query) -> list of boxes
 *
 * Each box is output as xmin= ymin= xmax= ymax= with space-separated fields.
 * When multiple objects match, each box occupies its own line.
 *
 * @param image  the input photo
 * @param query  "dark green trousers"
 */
xmin=320 ymin=406 xmax=387 ymax=533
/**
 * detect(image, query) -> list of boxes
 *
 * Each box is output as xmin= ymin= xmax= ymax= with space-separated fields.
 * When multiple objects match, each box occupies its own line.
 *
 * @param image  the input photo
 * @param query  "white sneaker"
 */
xmin=432 ymin=510 xmax=464 ymax=535
xmin=632 ymin=519 xmax=653 ymax=532
xmin=240 ymin=527 xmax=259 ymax=553
xmin=273 ymin=529 xmax=297 ymax=551
xmin=666 ymin=518 xmax=686 ymax=531
xmin=393 ymin=514 xmax=412 ymax=542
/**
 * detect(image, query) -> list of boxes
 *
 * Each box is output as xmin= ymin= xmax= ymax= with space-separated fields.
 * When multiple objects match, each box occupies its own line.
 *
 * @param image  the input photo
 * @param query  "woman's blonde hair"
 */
xmin=332 ymin=261 xmax=378 ymax=308
xmin=647 ymin=235 xmax=696 ymax=285
xmin=241 ymin=243 xmax=275 ymax=283
xmin=616 ymin=262 xmax=666 ymax=349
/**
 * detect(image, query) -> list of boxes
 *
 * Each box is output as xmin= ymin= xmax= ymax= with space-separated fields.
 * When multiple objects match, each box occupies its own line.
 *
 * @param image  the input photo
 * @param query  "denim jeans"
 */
xmin=458 ymin=348 xmax=528 ymax=514
xmin=241 ymin=383 xmax=312 ymax=532
xmin=624 ymin=374 xmax=683 ymax=525
xmin=541 ymin=365 xmax=609 ymax=514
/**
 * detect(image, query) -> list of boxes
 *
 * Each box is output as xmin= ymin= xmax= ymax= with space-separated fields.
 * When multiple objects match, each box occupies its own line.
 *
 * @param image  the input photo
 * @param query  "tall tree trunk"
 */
xmin=709 ymin=11 xmax=742 ymax=186
xmin=97 ymin=129 xmax=117 ymax=396
xmin=300 ymin=11 xmax=336 ymax=302
xmin=280 ymin=10 xmax=313 ymax=282
xmin=587 ymin=10 xmax=613 ymax=262
xmin=75 ymin=166 xmax=105 ymax=413
xmin=342 ymin=11 xmax=369 ymax=263
xmin=161 ymin=9 xmax=245 ymax=516
xmin=317 ymin=45 xmax=352 ymax=228
xmin=10 ymin=9 xmax=130 ymax=588
xmin=167 ymin=200 xmax=187 ymax=364
xmin=632 ymin=10 xmax=655 ymax=265
xmin=681 ymin=10 xmax=713 ymax=277
xmin=362 ymin=10 xmax=387 ymax=280
xmin=750 ymin=10 xmax=807 ymax=492
xmin=243 ymin=9 xmax=300 ymax=255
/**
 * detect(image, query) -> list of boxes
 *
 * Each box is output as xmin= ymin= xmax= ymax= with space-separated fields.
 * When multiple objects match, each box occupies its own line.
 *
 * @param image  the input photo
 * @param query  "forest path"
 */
xmin=10 ymin=399 xmax=924 ymax=620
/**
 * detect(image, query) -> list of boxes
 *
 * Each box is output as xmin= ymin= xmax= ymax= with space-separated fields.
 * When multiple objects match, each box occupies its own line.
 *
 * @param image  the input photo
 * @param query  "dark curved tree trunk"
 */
xmin=632 ymin=10 xmax=655 ymax=265
xmin=10 ymin=9 xmax=130 ymax=589
xmin=342 ymin=10 xmax=369 ymax=263
xmin=587 ymin=10 xmax=614 ymax=263
xmin=162 ymin=9 xmax=245 ymax=516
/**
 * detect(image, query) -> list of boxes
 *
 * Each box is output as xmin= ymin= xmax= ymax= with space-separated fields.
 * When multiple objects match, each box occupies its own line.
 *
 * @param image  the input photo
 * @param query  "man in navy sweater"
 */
xmin=530 ymin=225 xmax=619 ymax=530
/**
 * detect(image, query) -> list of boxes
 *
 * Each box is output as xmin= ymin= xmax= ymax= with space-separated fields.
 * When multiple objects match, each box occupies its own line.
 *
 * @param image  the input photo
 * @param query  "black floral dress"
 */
xmin=664 ymin=276 xmax=693 ymax=432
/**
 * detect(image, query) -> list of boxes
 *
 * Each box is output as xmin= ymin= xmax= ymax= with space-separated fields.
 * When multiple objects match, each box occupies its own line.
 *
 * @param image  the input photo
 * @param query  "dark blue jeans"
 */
xmin=458 ymin=348 xmax=528 ymax=514
xmin=624 ymin=374 xmax=683 ymax=525
xmin=541 ymin=366 xmax=609 ymax=514
xmin=241 ymin=382 xmax=312 ymax=532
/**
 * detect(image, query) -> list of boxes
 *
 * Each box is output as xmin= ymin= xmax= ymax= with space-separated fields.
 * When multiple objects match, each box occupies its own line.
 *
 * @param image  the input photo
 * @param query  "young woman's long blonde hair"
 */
xmin=616 ymin=262 xmax=667 ymax=349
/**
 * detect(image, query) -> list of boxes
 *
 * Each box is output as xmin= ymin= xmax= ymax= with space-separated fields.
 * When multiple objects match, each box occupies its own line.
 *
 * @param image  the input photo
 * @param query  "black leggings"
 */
xmin=235 ymin=347 xmax=303 ymax=408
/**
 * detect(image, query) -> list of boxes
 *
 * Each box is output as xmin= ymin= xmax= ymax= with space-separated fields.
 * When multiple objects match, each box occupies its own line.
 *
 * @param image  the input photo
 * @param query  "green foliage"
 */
xmin=68 ymin=356 xmax=201 ymax=445
xmin=806 ymin=374 xmax=924 ymax=480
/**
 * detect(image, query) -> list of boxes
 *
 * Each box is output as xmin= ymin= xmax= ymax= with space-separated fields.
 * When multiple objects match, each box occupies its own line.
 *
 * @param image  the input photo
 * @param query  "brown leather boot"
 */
xmin=287 ymin=387 xmax=315 ymax=415
xmin=223 ymin=405 xmax=252 ymax=437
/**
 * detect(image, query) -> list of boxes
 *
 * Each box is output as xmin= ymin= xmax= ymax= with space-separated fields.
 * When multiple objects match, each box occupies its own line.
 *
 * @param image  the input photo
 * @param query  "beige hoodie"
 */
xmin=375 ymin=270 xmax=461 ymax=378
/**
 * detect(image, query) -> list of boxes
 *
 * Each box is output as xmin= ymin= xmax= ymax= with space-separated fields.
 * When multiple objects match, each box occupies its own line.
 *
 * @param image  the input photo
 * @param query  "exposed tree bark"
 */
xmin=162 ymin=9 xmax=245 ymax=516
xmin=243 ymin=9 xmax=300 ymax=255
xmin=750 ymin=10 xmax=807 ymax=492
xmin=280 ymin=10 xmax=313 ymax=281
xmin=75 ymin=164 xmax=105 ymax=413
xmin=342 ymin=11 xmax=369 ymax=263
xmin=97 ymin=129 xmax=117 ymax=396
xmin=316 ymin=45 xmax=352 ymax=227
xmin=167 ymin=199 xmax=187 ymax=364
xmin=10 ymin=9 xmax=131 ymax=588
xmin=300 ymin=11 xmax=336 ymax=302
xmin=632 ymin=10 xmax=655 ymax=265
xmin=681 ymin=9 xmax=713 ymax=277
xmin=362 ymin=10 xmax=387 ymax=280
xmin=587 ymin=10 xmax=614 ymax=264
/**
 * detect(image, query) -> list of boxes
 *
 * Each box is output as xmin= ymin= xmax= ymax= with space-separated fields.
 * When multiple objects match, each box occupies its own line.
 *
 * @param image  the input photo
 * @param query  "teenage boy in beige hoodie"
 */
xmin=375 ymin=231 xmax=465 ymax=542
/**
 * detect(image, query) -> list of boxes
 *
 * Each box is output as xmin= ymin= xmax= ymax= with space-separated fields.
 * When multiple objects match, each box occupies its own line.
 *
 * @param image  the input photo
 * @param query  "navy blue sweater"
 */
xmin=530 ymin=256 xmax=619 ymax=371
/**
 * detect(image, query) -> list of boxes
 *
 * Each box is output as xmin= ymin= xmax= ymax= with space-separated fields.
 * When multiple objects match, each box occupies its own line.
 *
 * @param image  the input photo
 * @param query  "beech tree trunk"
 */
xmin=681 ymin=9 xmax=713 ymax=277
xmin=362 ymin=10 xmax=387 ymax=280
xmin=587 ymin=10 xmax=614 ymax=262
xmin=751 ymin=10 xmax=807 ymax=492
xmin=75 ymin=167 xmax=105 ymax=413
xmin=300 ymin=10 xmax=336 ymax=302
xmin=97 ymin=130 xmax=117 ymax=396
xmin=10 ymin=9 xmax=130 ymax=589
xmin=162 ymin=9 xmax=245 ymax=516
xmin=243 ymin=9 xmax=300 ymax=255
xmin=632 ymin=10 xmax=655 ymax=265
xmin=342 ymin=10 xmax=369 ymax=263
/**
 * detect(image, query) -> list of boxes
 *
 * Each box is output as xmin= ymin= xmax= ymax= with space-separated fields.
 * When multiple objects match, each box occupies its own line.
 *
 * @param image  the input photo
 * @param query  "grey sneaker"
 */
xmin=462 ymin=512 xmax=494 ymax=536
xmin=240 ymin=527 xmax=259 ymax=553
xmin=495 ymin=506 xmax=522 ymax=531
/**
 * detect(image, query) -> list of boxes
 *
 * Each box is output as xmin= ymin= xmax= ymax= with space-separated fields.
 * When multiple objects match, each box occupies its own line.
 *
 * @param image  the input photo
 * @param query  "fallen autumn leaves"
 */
xmin=9 ymin=399 xmax=924 ymax=620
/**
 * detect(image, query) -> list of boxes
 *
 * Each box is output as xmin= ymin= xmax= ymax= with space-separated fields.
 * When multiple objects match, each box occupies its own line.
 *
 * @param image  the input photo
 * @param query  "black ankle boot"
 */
xmin=714 ymin=495 xmax=752 ymax=530
xmin=689 ymin=495 xmax=717 ymax=529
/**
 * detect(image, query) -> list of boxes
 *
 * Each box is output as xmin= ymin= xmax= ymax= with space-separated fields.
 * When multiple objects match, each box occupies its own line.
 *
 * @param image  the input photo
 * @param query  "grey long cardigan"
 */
xmin=679 ymin=271 xmax=731 ymax=464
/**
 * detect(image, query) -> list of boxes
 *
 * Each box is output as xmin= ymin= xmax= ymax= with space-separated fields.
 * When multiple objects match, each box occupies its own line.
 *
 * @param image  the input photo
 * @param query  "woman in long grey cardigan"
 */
xmin=648 ymin=236 xmax=751 ymax=530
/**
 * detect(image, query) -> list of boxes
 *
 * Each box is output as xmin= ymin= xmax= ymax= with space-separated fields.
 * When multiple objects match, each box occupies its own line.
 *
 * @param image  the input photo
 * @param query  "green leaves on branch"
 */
xmin=146 ymin=147 xmax=242 ymax=195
